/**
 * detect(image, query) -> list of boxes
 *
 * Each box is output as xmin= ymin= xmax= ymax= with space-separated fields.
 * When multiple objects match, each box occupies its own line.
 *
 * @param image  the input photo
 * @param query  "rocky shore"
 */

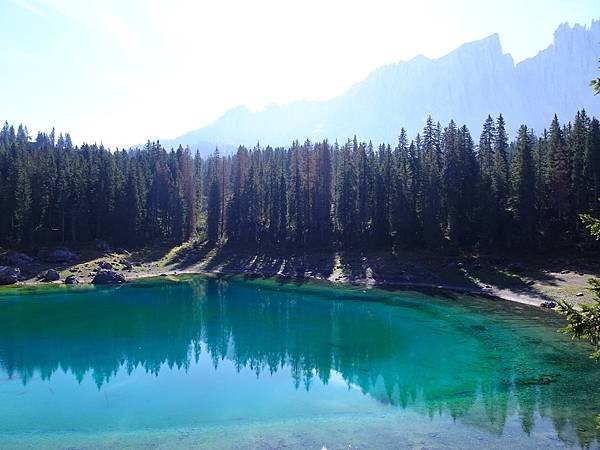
xmin=1 ymin=242 xmax=598 ymax=309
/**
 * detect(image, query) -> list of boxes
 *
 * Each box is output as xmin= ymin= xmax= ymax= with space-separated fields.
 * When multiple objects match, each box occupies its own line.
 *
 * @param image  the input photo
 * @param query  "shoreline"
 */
xmin=3 ymin=246 xmax=597 ymax=309
xmin=71 ymin=267 xmax=547 ymax=308
xmin=201 ymin=269 xmax=544 ymax=307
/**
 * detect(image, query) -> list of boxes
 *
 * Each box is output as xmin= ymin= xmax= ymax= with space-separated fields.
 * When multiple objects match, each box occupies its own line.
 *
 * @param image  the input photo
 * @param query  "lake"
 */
xmin=0 ymin=275 xmax=598 ymax=449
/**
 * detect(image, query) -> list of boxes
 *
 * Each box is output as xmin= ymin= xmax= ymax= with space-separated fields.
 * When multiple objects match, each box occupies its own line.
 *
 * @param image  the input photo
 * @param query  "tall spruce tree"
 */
xmin=548 ymin=114 xmax=571 ymax=242
xmin=584 ymin=118 xmax=600 ymax=216
xmin=511 ymin=125 xmax=537 ymax=247
xmin=420 ymin=117 xmax=443 ymax=247
xmin=206 ymin=150 xmax=222 ymax=243
xmin=477 ymin=116 xmax=497 ymax=248
xmin=492 ymin=114 xmax=510 ymax=249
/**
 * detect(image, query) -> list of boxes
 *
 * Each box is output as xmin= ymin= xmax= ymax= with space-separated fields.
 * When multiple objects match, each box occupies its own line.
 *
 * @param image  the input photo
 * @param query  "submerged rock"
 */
xmin=516 ymin=373 xmax=561 ymax=386
xmin=92 ymin=270 xmax=126 ymax=285
xmin=64 ymin=275 xmax=79 ymax=285
xmin=0 ymin=266 xmax=20 ymax=285
xmin=42 ymin=269 xmax=60 ymax=282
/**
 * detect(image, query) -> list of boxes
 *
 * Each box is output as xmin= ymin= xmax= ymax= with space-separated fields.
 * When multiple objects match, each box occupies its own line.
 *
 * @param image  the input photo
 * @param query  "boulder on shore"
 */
xmin=541 ymin=301 xmax=557 ymax=309
xmin=42 ymin=269 xmax=60 ymax=282
xmin=0 ymin=266 xmax=20 ymax=285
xmin=98 ymin=261 xmax=113 ymax=270
xmin=92 ymin=270 xmax=126 ymax=285
xmin=64 ymin=274 xmax=79 ymax=285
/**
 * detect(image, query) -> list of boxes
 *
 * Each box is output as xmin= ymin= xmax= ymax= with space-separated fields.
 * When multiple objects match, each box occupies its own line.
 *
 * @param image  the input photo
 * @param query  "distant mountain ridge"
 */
xmin=161 ymin=20 xmax=600 ymax=155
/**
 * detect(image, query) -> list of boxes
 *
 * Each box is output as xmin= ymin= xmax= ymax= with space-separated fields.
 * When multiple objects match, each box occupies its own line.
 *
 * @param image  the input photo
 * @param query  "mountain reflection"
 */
xmin=0 ymin=276 xmax=598 ymax=446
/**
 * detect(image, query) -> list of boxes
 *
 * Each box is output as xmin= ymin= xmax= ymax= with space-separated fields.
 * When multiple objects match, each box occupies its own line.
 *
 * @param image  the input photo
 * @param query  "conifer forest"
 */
xmin=1 ymin=112 xmax=599 ymax=254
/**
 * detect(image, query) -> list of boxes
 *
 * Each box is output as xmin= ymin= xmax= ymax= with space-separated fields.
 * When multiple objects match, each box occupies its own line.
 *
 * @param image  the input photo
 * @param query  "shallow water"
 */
xmin=0 ymin=276 xmax=598 ymax=449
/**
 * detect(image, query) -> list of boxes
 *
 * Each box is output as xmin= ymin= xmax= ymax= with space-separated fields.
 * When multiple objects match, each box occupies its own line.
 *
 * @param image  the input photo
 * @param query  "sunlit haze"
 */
xmin=1 ymin=0 xmax=598 ymax=147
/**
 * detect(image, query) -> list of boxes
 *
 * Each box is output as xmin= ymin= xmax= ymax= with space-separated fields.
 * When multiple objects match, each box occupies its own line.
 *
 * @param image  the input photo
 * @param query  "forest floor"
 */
xmin=3 ymin=242 xmax=599 ymax=309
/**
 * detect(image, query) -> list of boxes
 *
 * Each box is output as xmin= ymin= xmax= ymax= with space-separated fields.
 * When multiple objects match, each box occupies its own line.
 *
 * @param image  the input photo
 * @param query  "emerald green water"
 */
xmin=0 ymin=276 xmax=599 ymax=449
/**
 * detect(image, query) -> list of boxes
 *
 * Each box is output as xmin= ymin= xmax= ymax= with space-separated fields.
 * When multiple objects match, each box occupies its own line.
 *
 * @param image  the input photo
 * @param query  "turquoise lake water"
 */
xmin=0 ymin=275 xmax=599 ymax=449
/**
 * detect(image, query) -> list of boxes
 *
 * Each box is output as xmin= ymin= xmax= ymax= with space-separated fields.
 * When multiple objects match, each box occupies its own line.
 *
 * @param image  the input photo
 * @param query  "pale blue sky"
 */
xmin=1 ymin=0 xmax=598 ymax=148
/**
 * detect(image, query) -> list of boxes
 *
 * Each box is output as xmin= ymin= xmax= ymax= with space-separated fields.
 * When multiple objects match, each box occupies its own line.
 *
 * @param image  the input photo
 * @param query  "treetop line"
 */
xmin=1 ymin=111 xmax=599 ymax=253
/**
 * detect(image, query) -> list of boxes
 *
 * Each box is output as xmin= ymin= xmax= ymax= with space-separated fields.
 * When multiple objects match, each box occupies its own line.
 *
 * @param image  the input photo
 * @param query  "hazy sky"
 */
xmin=1 ymin=0 xmax=598 ymax=148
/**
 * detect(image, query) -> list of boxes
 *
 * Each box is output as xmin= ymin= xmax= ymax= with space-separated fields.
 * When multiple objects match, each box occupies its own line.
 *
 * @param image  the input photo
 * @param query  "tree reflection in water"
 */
xmin=0 ymin=275 xmax=598 ymax=446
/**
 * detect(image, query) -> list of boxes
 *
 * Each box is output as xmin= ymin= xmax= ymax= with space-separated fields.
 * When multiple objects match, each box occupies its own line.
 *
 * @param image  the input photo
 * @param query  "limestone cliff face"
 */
xmin=164 ymin=21 xmax=600 ymax=154
xmin=515 ymin=21 xmax=600 ymax=128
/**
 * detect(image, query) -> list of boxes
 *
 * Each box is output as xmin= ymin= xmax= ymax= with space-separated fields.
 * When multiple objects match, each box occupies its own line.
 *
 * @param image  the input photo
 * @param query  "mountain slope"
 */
xmin=163 ymin=20 xmax=600 ymax=154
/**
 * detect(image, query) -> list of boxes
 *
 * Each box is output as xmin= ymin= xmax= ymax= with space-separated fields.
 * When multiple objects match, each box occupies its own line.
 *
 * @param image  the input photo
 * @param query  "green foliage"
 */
xmin=557 ymin=212 xmax=600 ymax=366
xmin=581 ymin=213 xmax=600 ymax=240
xmin=1 ymin=109 xmax=600 ymax=252
xmin=510 ymin=126 xmax=537 ymax=246
xmin=206 ymin=150 xmax=222 ymax=243
xmin=557 ymin=277 xmax=600 ymax=360
xmin=0 ymin=123 xmax=198 ymax=247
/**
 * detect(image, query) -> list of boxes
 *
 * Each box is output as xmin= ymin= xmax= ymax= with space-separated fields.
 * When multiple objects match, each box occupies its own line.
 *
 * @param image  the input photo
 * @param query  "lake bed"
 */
xmin=0 ymin=276 xmax=598 ymax=449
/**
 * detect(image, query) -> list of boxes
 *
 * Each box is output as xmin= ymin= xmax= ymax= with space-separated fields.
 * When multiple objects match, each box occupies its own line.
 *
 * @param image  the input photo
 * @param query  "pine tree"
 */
xmin=492 ymin=114 xmax=510 ymax=248
xmin=419 ymin=118 xmax=443 ymax=247
xmin=240 ymin=165 xmax=258 ymax=245
xmin=314 ymin=141 xmax=333 ymax=245
xmin=335 ymin=139 xmax=357 ymax=245
xmin=373 ymin=143 xmax=392 ymax=245
xmin=391 ymin=130 xmax=420 ymax=247
xmin=178 ymin=146 xmax=195 ymax=240
xmin=193 ymin=150 xmax=204 ymax=235
xmin=570 ymin=111 xmax=589 ymax=227
xmin=532 ymin=133 xmax=551 ymax=245
xmin=278 ymin=173 xmax=288 ymax=242
xmin=206 ymin=150 xmax=222 ymax=243
xmin=557 ymin=209 xmax=600 ymax=359
xmin=584 ymin=118 xmax=600 ymax=215
xmin=123 ymin=164 xmax=145 ymax=245
xmin=443 ymin=123 xmax=478 ymax=246
xmin=511 ymin=125 xmax=537 ymax=247
xmin=356 ymin=138 xmax=370 ymax=236
xmin=226 ymin=147 xmax=247 ymax=242
xmin=477 ymin=116 xmax=497 ymax=248
xmin=548 ymin=114 xmax=571 ymax=242
xmin=289 ymin=142 xmax=304 ymax=245
xmin=9 ymin=148 xmax=32 ymax=245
